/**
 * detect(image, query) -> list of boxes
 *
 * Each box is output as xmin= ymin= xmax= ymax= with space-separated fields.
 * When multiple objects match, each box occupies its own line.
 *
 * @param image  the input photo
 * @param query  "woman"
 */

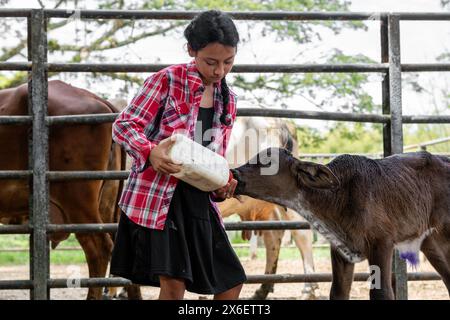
xmin=110 ymin=10 xmax=247 ymax=300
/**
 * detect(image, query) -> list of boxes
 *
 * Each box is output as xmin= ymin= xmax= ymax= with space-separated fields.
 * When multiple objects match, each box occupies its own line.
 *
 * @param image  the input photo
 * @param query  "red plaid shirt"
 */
xmin=112 ymin=61 xmax=237 ymax=229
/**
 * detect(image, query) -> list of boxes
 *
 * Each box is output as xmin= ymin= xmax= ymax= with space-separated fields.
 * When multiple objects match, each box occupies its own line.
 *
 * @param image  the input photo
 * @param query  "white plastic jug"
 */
xmin=162 ymin=134 xmax=231 ymax=192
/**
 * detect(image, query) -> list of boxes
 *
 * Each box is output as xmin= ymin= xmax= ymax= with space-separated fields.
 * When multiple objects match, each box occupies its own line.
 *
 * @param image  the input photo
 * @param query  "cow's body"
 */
xmin=0 ymin=80 xmax=124 ymax=299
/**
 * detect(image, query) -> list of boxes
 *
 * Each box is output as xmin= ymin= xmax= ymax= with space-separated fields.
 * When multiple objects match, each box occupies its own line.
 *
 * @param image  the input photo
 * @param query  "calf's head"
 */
xmin=231 ymin=147 xmax=340 ymax=202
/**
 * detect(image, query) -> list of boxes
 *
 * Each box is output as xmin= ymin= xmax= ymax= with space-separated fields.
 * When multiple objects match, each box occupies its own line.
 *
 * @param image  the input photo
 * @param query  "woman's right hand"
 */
xmin=149 ymin=138 xmax=182 ymax=175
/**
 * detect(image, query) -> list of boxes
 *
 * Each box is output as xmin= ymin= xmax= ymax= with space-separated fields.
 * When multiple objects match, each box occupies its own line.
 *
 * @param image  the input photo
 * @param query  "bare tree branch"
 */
xmin=1 ymin=16 xmax=182 ymax=63
xmin=48 ymin=19 xmax=71 ymax=31
xmin=54 ymin=0 xmax=67 ymax=8
xmin=0 ymin=39 xmax=27 ymax=61
xmin=53 ymin=21 xmax=184 ymax=52
xmin=101 ymin=72 xmax=143 ymax=84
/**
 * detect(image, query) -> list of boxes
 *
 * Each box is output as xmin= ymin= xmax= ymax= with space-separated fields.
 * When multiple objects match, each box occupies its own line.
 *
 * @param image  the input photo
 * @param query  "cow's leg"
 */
xmin=249 ymin=232 xmax=258 ymax=260
xmin=57 ymin=180 xmax=115 ymax=300
xmin=250 ymin=230 xmax=283 ymax=300
xmin=367 ymin=242 xmax=395 ymax=300
xmin=124 ymin=284 xmax=143 ymax=300
xmin=107 ymin=284 xmax=143 ymax=300
xmin=285 ymin=208 xmax=318 ymax=299
xmin=421 ymin=232 xmax=450 ymax=295
xmin=75 ymin=231 xmax=114 ymax=300
xmin=330 ymin=245 xmax=355 ymax=300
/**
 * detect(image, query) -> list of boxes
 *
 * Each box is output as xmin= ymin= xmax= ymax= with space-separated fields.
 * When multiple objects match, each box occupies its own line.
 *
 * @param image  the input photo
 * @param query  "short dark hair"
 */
xmin=184 ymin=10 xmax=239 ymax=125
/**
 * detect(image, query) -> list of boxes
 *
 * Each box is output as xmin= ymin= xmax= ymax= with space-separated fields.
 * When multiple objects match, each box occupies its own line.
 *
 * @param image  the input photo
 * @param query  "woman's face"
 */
xmin=189 ymin=42 xmax=236 ymax=85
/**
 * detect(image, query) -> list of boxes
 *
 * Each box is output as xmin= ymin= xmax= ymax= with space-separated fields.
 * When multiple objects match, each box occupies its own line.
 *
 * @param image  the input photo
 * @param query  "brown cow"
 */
xmin=0 ymin=80 xmax=125 ymax=300
xmin=232 ymin=148 xmax=450 ymax=300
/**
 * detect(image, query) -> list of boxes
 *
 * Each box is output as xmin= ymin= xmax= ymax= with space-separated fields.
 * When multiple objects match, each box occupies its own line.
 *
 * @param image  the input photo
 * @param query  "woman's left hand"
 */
xmin=213 ymin=178 xmax=238 ymax=199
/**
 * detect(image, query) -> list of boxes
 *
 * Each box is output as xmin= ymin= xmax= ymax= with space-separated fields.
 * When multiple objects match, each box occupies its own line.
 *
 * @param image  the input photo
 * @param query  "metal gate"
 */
xmin=0 ymin=9 xmax=449 ymax=300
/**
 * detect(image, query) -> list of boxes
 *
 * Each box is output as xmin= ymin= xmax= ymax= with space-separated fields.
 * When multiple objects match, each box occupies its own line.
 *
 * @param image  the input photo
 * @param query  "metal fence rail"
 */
xmin=1 ymin=61 xmax=450 ymax=72
xmin=1 ymin=109 xmax=450 ymax=127
xmin=0 ymin=8 xmax=449 ymax=300
xmin=2 ymin=9 xmax=450 ymax=20
xmin=0 ymin=272 xmax=442 ymax=290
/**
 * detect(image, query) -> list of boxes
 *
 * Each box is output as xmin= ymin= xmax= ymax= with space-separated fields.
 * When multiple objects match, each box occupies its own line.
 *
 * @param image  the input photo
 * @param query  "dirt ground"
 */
xmin=0 ymin=257 xmax=447 ymax=300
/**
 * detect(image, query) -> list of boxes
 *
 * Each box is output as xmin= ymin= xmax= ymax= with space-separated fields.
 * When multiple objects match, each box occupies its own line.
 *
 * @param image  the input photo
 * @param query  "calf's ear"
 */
xmin=293 ymin=161 xmax=340 ymax=189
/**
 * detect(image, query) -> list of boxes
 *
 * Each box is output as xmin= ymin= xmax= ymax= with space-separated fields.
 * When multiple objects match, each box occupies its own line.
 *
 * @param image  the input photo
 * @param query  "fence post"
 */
xmin=29 ymin=8 xmax=50 ymax=300
xmin=27 ymin=10 xmax=34 ymax=300
xmin=387 ymin=14 xmax=408 ymax=300
xmin=381 ymin=16 xmax=391 ymax=158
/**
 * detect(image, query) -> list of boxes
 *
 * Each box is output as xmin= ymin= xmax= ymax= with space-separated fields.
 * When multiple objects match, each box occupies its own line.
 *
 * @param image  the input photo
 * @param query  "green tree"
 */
xmin=0 ymin=0 xmax=369 ymax=110
xmin=296 ymin=123 xmax=383 ymax=155
xmin=4 ymin=0 xmax=415 ymax=155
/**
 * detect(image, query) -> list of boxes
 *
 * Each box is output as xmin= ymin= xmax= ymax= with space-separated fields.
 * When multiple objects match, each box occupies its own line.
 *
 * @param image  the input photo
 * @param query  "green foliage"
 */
xmin=404 ymin=124 xmax=450 ymax=152
xmin=0 ymin=234 xmax=29 ymax=250
xmin=232 ymin=245 xmax=330 ymax=260
xmin=1 ymin=0 xmax=446 ymax=156
xmin=187 ymin=0 xmax=365 ymax=43
xmin=235 ymin=50 xmax=378 ymax=113
xmin=0 ymin=71 xmax=28 ymax=90
xmin=0 ymin=234 xmax=332 ymax=265
xmin=0 ymin=0 xmax=374 ymax=119
xmin=0 ymin=0 xmax=366 ymax=95
xmin=48 ymin=39 xmax=61 ymax=51
xmin=296 ymin=126 xmax=326 ymax=149
xmin=295 ymin=122 xmax=449 ymax=157
xmin=0 ymin=234 xmax=87 ymax=265
xmin=297 ymin=122 xmax=383 ymax=154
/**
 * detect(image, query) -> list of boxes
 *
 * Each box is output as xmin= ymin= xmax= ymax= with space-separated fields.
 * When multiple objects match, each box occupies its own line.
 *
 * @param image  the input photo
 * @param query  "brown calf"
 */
xmin=232 ymin=148 xmax=450 ymax=300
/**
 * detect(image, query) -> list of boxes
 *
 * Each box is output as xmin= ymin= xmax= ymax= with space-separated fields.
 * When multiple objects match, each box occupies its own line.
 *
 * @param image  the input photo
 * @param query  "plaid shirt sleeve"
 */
xmin=112 ymin=71 xmax=168 ymax=173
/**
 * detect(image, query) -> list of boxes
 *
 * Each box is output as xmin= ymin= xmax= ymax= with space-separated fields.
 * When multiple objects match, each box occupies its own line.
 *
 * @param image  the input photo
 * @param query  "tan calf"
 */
xmin=219 ymin=196 xmax=318 ymax=299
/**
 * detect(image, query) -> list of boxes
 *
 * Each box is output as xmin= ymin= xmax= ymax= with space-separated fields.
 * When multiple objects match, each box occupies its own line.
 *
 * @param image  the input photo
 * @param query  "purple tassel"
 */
xmin=400 ymin=251 xmax=419 ymax=268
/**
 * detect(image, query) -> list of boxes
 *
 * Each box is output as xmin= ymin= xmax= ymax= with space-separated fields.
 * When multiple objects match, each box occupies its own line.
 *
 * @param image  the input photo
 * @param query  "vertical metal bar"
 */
xmin=388 ymin=14 xmax=408 ymax=300
xmin=27 ymin=13 xmax=35 ymax=299
xmin=380 ymin=16 xmax=391 ymax=158
xmin=29 ymin=9 xmax=50 ymax=300
xmin=388 ymin=15 xmax=404 ymax=154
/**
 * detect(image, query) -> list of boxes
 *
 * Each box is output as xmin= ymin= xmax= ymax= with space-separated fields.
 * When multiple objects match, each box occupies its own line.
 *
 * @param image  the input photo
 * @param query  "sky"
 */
xmin=2 ymin=0 xmax=450 ymax=131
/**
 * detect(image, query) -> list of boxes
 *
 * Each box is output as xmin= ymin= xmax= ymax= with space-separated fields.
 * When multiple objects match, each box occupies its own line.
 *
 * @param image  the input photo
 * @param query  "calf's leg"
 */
xmin=251 ymin=230 xmax=283 ymax=300
xmin=290 ymin=229 xmax=318 ymax=298
xmin=421 ymin=233 xmax=450 ymax=296
xmin=284 ymin=208 xmax=318 ymax=299
xmin=367 ymin=242 xmax=395 ymax=300
xmin=329 ymin=245 xmax=355 ymax=300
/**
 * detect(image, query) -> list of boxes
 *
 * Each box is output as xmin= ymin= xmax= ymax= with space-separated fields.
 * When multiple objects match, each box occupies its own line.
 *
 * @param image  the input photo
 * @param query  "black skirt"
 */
xmin=110 ymin=180 xmax=247 ymax=295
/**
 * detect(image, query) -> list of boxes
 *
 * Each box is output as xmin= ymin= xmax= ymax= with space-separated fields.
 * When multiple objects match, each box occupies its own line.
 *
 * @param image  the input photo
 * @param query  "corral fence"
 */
xmin=0 ymin=9 xmax=449 ymax=300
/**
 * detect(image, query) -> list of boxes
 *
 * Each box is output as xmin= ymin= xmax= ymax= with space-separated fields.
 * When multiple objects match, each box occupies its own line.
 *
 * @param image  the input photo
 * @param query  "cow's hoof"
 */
xmin=300 ymin=285 xmax=319 ymax=300
xmin=300 ymin=291 xmax=318 ymax=300
xmin=101 ymin=293 xmax=114 ymax=300
xmin=115 ymin=289 xmax=129 ymax=300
